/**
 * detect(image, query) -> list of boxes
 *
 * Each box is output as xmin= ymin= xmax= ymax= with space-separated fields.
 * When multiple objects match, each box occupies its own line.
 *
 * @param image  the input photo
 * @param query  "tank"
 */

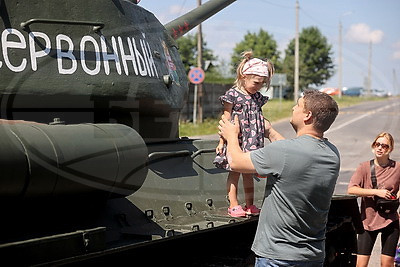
xmin=0 ymin=0 xmax=362 ymax=265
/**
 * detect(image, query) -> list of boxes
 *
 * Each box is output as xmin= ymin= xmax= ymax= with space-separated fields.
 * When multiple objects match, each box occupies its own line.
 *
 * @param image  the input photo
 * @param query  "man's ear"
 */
xmin=303 ymin=110 xmax=313 ymax=123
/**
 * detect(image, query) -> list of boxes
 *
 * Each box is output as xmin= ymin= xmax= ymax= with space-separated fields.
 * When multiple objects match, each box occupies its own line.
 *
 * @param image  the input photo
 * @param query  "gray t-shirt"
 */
xmin=250 ymin=135 xmax=340 ymax=261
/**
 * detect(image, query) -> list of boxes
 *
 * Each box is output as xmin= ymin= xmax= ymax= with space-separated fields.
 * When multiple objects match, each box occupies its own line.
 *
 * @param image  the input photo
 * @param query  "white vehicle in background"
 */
xmin=361 ymin=88 xmax=388 ymax=97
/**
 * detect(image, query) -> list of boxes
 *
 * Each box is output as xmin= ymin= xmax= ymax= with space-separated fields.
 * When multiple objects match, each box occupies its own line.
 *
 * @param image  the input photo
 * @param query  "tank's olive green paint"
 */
xmin=0 ymin=0 xmax=190 ymax=141
xmin=0 ymin=123 xmax=148 ymax=198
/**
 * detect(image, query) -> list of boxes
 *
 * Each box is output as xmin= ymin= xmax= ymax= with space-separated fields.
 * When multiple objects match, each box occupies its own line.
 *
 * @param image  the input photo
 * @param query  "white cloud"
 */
xmin=393 ymin=41 xmax=400 ymax=60
xmin=345 ymin=23 xmax=384 ymax=44
xmin=394 ymin=51 xmax=400 ymax=60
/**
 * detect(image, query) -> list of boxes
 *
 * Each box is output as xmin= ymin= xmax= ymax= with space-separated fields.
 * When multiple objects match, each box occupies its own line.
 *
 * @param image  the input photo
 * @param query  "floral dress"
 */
xmin=213 ymin=87 xmax=269 ymax=170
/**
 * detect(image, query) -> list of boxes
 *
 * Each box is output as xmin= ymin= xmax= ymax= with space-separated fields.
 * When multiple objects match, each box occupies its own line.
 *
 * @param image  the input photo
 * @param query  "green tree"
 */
xmin=175 ymin=33 xmax=217 ymax=74
xmin=231 ymin=29 xmax=281 ymax=73
xmin=283 ymin=26 xmax=334 ymax=93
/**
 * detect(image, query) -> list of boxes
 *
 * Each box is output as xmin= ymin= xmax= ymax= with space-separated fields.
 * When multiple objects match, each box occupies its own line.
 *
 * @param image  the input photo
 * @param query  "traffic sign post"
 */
xmin=188 ymin=67 xmax=205 ymax=84
xmin=271 ymin=74 xmax=287 ymax=102
xmin=188 ymin=68 xmax=205 ymax=124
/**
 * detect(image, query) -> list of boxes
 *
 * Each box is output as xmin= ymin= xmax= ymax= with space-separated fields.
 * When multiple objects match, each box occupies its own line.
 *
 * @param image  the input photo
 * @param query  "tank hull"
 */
xmin=0 ymin=138 xmax=264 ymax=266
xmin=0 ymin=137 xmax=361 ymax=266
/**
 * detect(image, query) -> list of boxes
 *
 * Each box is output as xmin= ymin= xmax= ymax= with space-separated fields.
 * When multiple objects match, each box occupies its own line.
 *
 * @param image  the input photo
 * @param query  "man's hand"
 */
xmin=217 ymin=114 xmax=255 ymax=173
xmin=218 ymin=114 xmax=240 ymax=142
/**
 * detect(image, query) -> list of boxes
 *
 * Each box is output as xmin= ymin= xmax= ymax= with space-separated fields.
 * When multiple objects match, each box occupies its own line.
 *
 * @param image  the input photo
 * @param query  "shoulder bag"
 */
xmin=370 ymin=159 xmax=399 ymax=214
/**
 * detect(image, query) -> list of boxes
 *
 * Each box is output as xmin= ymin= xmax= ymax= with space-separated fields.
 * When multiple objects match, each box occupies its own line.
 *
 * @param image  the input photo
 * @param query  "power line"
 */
xmin=178 ymin=0 xmax=188 ymax=17
xmin=255 ymin=0 xmax=338 ymax=32
xmin=255 ymin=0 xmax=294 ymax=9
xmin=299 ymin=7 xmax=336 ymax=29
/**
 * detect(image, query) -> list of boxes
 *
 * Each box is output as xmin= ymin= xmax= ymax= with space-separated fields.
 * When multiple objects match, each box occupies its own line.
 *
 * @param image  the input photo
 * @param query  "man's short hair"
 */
xmin=303 ymin=89 xmax=339 ymax=132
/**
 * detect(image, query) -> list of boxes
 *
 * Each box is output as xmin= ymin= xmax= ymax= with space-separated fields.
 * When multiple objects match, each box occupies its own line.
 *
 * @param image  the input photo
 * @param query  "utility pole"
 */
xmin=367 ymin=41 xmax=372 ymax=95
xmin=294 ymin=0 xmax=299 ymax=102
xmin=196 ymin=0 xmax=203 ymax=123
xmin=338 ymin=12 xmax=351 ymax=98
xmin=338 ymin=20 xmax=342 ymax=98
xmin=394 ymin=69 xmax=398 ymax=96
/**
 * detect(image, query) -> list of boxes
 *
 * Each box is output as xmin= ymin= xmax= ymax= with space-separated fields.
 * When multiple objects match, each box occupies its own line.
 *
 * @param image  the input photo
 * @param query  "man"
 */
xmin=218 ymin=89 xmax=340 ymax=266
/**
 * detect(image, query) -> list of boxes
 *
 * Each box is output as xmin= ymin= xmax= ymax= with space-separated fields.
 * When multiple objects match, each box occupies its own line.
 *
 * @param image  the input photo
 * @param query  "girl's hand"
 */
xmin=265 ymin=119 xmax=272 ymax=132
xmin=264 ymin=119 xmax=272 ymax=137
xmin=376 ymin=189 xmax=393 ymax=199
xmin=216 ymin=143 xmax=224 ymax=154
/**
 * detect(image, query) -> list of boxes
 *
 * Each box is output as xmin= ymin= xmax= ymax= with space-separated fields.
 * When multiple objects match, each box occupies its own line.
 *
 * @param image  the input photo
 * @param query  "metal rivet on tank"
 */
xmin=165 ymin=230 xmax=175 ymax=237
xmin=153 ymin=50 xmax=161 ymax=59
xmin=145 ymin=209 xmax=154 ymax=219
xmin=185 ymin=202 xmax=192 ymax=211
xmin=82 ymin=232 xmax=89 ymax=248
xmin=49 ymin=117 xmax=65 ymax=125
xmin=192 ymin=225 xmax=200 ymax=231
xmin=206 ymin=222 xmax=214 ymax=228
xmin=163 ymin=75 xmax=172 ymax=87
xmin=206 ymin=198 xmax=213 ymax=207
xmin=162 ymin=206 xmax=170 ymax=216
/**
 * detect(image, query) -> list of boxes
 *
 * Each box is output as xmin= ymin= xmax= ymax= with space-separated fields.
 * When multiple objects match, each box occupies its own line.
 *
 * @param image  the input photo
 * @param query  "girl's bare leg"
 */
xmin=227 ymin=171 xmax=241 ymax=208
xmin=242 ymin=173 xmax=254 ymax=208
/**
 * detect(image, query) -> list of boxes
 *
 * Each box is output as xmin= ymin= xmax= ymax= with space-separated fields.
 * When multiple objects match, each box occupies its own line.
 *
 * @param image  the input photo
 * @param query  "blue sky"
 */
xmin=139 ymin=0 xmax=400 ymax=95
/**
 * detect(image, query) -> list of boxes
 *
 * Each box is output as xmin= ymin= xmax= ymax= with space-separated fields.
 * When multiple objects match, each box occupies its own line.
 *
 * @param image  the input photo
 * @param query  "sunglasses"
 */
xmin=374 ymin=142 xmax=390 ymax=150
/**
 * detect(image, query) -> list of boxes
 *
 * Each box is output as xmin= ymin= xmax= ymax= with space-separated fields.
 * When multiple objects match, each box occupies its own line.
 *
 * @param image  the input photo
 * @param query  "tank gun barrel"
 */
xmin=164 ymin=0 xmax=236 ymax=39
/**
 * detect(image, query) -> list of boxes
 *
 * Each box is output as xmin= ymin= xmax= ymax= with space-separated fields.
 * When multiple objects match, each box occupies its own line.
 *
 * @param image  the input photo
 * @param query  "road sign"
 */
xmin=271 ymin=74 xmax=287 ymax=86
xmin=188 ymin=67 xmax=205 ymax=84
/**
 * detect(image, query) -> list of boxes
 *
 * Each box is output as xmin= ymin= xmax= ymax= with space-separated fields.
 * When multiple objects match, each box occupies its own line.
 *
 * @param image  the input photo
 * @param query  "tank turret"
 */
xmin=0 ymin=0 xmax=235 ymax=142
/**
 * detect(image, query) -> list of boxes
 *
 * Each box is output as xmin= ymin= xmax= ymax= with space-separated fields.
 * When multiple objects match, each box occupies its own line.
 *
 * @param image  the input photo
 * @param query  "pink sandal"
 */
xmin=245 ymin=205 xmax=260 ymax=215
xmin=228 ymin=205 xmax=247 ymax=217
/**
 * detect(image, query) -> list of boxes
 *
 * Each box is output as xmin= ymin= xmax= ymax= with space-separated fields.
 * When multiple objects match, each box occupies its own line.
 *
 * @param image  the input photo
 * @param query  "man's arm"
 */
xmin=218 ymin=115 xmax=256 ymax=173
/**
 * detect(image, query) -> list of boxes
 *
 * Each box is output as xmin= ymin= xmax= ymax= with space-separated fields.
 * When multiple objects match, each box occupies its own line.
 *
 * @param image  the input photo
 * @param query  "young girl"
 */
xmin=213 ymin=51 xmax=274 ymax=217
